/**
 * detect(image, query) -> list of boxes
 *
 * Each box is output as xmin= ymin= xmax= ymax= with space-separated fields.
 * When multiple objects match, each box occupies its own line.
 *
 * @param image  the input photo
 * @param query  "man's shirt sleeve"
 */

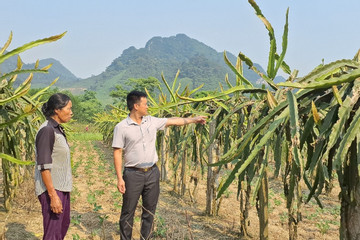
xmin=112 ymin=124 xmax=125 ymax=149
xmin=153 ymin=116 xmax=168 ymax=131
xmin=35 ymin=126 xmax=55 ymax=170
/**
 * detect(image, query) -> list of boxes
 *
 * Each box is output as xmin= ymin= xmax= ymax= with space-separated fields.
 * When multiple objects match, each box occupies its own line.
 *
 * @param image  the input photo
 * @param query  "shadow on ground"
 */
xmin=5 ymin=222 xmax=38 ymax=240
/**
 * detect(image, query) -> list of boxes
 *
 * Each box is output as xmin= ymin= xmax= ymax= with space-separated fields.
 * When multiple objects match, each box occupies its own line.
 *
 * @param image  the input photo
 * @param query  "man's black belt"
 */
xmin=125 ymin=165 xmax=155 ymax=172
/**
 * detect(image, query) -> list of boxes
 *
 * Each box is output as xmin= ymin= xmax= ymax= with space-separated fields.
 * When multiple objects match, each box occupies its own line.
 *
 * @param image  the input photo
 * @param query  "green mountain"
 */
xmin=74 ymin=34 xmax=270 ymax=104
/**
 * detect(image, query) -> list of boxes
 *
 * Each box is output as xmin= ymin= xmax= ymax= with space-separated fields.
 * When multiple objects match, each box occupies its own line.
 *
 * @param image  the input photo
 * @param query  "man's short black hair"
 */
xmin=127 ymin=90 xmax=147 ymax=111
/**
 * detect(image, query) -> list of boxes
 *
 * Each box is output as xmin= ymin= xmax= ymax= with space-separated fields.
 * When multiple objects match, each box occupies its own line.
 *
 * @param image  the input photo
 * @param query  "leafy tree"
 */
xmin=73 ymin=90 xmax=103 ymax=123
xmin=110 ymin=85 xmax=128 ymax=106
xmin=128 ymin=76 xmax=160 ymax=94
xmin=110 ymin=77 xmax=161 ymax=106
xmin=80 ymin=90 xmax=97 ymax=101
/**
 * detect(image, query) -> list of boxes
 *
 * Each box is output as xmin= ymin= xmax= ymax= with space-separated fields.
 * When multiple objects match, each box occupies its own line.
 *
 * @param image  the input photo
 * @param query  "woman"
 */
xmin=34 ymin=93 xmax=73 ymax=240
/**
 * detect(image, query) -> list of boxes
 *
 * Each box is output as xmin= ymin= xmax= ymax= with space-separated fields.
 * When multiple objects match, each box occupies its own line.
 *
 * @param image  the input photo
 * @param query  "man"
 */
xmin=112 ymin=90 xmax=206 ymax=240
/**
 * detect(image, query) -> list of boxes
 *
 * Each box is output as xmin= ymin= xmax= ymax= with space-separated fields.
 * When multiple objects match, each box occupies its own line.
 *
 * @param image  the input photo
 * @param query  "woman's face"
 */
xmin=54 ymin=100 xmax=73 ymax=124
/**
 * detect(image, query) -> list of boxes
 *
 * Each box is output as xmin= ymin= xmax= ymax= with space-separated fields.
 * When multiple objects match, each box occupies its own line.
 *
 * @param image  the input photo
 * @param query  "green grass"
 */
xmin=70 ymin=132 xmax=103 ymax=141
xmin=316 ymin=220 xmax=331 ymax=235
xmin=279 ymin=211 xmax=288 ymax=223
xmin=274 ymin=198 xmax=282 ymax=206
xmin=153 ymin=214 xmax=167 ymax=238
xmin=66 ymin=122 xmax=103 ymax=141
xmin=71 ymin=214 xmax=82 ymax=226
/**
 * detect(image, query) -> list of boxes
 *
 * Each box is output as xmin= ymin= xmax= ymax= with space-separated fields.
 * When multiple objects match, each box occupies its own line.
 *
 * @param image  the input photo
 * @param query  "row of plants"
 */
xmin=69 ymin=138 xmax=113 ymax=239
xmin=94 ymin=1 xmax=360 ymax=239
xmin=0 ymin=32 xmax=66 ymax=210
xmin=0 ymin=32 xmax=105 ymax=212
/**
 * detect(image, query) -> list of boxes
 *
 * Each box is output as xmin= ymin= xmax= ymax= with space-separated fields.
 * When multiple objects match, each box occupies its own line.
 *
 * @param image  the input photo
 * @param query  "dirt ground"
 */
xmin=0 ymin=140 xmax=341 ymax=239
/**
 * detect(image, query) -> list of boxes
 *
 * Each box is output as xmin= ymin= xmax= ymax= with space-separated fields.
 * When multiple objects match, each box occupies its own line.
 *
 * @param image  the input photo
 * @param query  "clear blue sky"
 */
xmin=1 ymin=0 xmax=359 ymax=79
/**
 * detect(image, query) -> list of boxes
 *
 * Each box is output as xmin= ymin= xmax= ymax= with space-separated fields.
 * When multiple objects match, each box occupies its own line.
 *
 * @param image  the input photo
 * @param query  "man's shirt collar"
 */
xmin=126 ymin=115 xmax=148 ymax=125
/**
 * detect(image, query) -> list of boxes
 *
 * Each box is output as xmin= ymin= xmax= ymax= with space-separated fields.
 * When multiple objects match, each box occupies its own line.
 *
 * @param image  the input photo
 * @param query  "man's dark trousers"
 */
xmin=120 ymin=165 xmax=160 ymax=240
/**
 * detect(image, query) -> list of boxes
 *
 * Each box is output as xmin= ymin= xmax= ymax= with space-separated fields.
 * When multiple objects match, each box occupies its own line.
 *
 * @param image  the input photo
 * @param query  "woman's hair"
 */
xmin=42 ymin=93 xmax=71 ymax=118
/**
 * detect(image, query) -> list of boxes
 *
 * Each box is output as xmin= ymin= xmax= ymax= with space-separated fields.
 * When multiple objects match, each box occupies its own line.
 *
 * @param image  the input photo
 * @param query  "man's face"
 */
xmin=135 ymin=97 xmax=148 ymax=116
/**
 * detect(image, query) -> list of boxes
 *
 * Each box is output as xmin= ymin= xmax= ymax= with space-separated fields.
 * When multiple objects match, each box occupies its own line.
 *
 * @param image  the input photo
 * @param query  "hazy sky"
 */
xmin=1 ymin=0 xmax=359 ymax=79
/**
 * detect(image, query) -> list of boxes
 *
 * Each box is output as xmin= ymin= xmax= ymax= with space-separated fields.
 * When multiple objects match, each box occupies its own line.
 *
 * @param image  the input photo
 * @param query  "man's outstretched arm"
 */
xmin=165 ymin=116 xmax=207 ymax=127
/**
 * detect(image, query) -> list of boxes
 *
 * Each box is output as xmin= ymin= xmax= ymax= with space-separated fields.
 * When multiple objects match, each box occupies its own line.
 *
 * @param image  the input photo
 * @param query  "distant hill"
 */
xmin=26 ymin=58 xmax=80 ymax=88
xmin=74 ymin=34 xmax=273 ymax=104
xmin=0 ymin=54 xmax=18 ymax=74
xmin=0 ymin=55 xmax=80 ymax=88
